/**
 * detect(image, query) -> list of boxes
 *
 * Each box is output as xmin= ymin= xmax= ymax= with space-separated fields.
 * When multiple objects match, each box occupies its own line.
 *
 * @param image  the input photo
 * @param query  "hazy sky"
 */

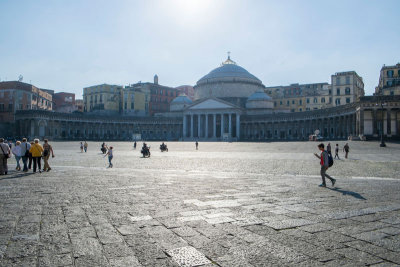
xmin=1 ymin=0 xmax=399 ymax=97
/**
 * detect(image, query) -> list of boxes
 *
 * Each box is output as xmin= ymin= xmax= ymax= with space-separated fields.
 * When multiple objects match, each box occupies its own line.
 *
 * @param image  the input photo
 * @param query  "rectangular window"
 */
xmin=336 ymin=88 xmax=340 ymax=95
xmin=292 ymin=100 xmax=295 ymax=104
xmin=387 ymin=70 xmax=394 ymax=78
xmin=321 ymin=97 xmax=325 ymax=103
xmin=131 ymin=102 xmax=134 ymax=109
xmin=299 ymin=100 xmax=302 ymax=105
xmin=314 ymin=98 xmax=318 ymax=103
xmin=346 ymin=97 xmax=351 ymax=103
xmin=8 ymin=103 xmax=13 ymax=111
xmin=286 ymin=100 xmax=289 ymax=106
xmin=345 ymin=76 xmax=350 ymax=84
xmin=336 ymin=77 xmax=340 ymax=85
xmin=124 ymin=102 xmax=127 ymax=109
xmin=100 ymin=95 xmax=103 ymax=102
xmin=335 ymin=98 xmax=341 ymax=105
xmin=280 ymin=101 xmax=282 ymax=105
xmin=306 ymin=98 xmax=310 ymax=103
xmin=299 ymin=108 xmax=302 ymax=111
xmin=345 ymin=87 xmax=351 ymax=95
xmin=18 ymin=104 xmax=23 ymax=110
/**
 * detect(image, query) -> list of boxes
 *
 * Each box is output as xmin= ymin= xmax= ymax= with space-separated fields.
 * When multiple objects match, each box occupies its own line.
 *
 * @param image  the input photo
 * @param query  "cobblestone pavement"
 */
xmin=0 ymin=141 xmax=399 ymax=266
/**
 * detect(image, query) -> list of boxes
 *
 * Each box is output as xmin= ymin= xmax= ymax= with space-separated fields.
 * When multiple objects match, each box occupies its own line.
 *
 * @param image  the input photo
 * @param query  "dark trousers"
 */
xmin=321 ymin=166 xmax=334 ymax=185
xmin=32 ymin=157 xmax=41 ymax=172
xmin=0 ymin=154 xmax=8 ymax=174
xmin=22 ymin=156 xmax=28 ymax=171
xmin=28 ymin=154 xmax=33 ymax=169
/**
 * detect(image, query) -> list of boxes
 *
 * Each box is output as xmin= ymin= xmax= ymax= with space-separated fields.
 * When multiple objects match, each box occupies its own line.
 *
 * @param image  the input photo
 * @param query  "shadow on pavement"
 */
xmin=0 ymin=171 xmax=37 ymax=180
xmin=327 ymin=187 xmax=367 ymax=200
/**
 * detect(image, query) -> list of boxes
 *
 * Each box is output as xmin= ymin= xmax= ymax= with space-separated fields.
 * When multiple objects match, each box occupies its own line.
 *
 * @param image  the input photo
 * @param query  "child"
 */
xmin=105 ymin=146 xmax=113 ymax=168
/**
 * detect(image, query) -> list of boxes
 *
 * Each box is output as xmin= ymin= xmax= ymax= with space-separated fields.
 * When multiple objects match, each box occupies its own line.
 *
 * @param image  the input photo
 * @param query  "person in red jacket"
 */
xmin=314 ymin=143 xmax=336 ymax=187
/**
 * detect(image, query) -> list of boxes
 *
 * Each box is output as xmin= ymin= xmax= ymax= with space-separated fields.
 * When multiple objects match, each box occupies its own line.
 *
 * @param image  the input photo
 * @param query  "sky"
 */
xmin=0 ymin=0 xmax=399 ymax=98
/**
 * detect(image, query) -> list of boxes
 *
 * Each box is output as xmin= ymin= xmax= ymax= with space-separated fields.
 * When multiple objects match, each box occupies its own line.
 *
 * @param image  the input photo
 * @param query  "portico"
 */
xmin=182 ymin=98 xmax=242 ymax=141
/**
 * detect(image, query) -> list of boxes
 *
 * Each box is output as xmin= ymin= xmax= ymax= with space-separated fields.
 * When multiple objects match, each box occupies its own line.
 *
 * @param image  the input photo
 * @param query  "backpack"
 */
xmin=327 ymin=152 xmax=334 ymax=167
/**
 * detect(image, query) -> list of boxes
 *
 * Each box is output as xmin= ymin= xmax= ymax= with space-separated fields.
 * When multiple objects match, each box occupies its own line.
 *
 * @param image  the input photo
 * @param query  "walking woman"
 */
xmin=12 ymin=141 xmax=22 ymax=171
xmin=0 ymin=138 xmax=11 ymax=175
xmin=42 ymin=139 xmax=55 ymax=172
xmin=29 ymin=139 xmax=44 ymax=173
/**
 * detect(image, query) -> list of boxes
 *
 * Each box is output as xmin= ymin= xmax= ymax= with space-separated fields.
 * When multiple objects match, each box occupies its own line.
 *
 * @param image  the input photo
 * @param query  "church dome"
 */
xmin=246 ymin=90 xmax=273 ymax=110
xmin=197 ymin=56 xmax=262 ymax=85
xmin=247 ymin=90 xmax=272 ymax=101
xmin=194 ymin=54 xmax=266 ymax=104
xmin=170 ymin=94 xmax=192 ymax=111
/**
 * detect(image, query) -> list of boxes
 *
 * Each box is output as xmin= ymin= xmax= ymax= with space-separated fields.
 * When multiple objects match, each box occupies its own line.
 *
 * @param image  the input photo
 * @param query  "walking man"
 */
xmin=334 ymin=144 xmax=340 ymax=159
xmin=20 ymin=138 xmax=31 ymax=172
xmin=42 ymin=139 xmax=55 ymax=172
xmin=327 ymin=143 xmax=332 ymax=156
xmin=343 ymin=143 xmax=350 ymax=159
xmin=195 ymin=141 xmax=198 ymax=150
xmin=84 ymin=141 xmax=88 ymax=152
xmin=0 ymin=138 xmax=11 ymax=175
xmin=314 ymin=143 xmax=336 ymax=187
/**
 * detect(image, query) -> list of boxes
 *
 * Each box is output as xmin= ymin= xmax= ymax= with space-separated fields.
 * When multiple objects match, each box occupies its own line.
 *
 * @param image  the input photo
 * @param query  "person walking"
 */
xmin=42 ymin=139 xmax=55 ymax=172
xmin=29 ymin=139 xmax=44 ymax=173
xmin=326 ymin=143 xmax=332 ymax=156
xmin=195 ymin=141 xmax=198 ymax=150
xmin=343 ymin=143 xmax=350 ymax=159
xmin=334 ymin=144 xmax=340 ymax=159
xmin=28 ymin=141 xmax=34 ymax=169
xmin=133 ymin=141 xmax=137 ymax=150
xmin=314 ymin=143 xmax=336 ymax=187
xmin=84 ymin=141 xmax=88 ymax=152
xmin=20 ymin=138 xmax=31 ymax=172
xmin=105 ymin=146 xmax=113 ymax=168
xmin=12 ymin=141 xmax=22 ymax=171
xmin=0 ymin=138 xmax=11 ymax=175
xmin=80 ymin=142 xmax=84 ymax=153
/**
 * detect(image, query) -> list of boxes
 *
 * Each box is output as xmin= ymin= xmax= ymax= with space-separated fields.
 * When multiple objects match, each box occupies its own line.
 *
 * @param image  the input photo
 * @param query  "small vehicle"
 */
xmin=160 ymin=143 xmax=168 ymax=152
xmin=141 ymin=146 xmax=151 ymax=158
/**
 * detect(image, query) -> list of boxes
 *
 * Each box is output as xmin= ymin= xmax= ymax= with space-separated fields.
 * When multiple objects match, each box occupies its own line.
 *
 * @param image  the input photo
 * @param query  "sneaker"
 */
xmin=332 ymin=179 xmax=336 ymax=187
xmin=39 ymin=170 xmax=42 ymax=173
xmin=47 ymin=168 xmax=51 ymax=172
xmin=318 ymin=183 xmax=326 ymax=187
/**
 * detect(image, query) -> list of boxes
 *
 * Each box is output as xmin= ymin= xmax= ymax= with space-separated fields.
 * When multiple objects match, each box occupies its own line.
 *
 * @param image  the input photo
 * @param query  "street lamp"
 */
xmin=378 ymin=97 xmax=386 ymax=147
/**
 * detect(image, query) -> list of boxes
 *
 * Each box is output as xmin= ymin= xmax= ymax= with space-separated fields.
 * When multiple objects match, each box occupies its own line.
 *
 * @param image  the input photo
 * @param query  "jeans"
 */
xmin=28 ymin=154 xmax=32 ymax=169
xmin=15 ymin=156 xmax=21 ymax=170
xmin=22 ymin=156 xmax=28 ymax=171
xmin=108 ymin=155 xmax=113 ymax=167
xmin=32 ymin=157 xmax=41 ymax=172
xmin=320 ymin=166 xmax=334 ymax=185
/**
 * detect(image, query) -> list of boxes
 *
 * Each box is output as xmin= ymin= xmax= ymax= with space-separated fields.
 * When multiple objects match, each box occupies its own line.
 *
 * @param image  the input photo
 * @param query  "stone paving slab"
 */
xmin=0 ymin=141 xmax=400 ymax=266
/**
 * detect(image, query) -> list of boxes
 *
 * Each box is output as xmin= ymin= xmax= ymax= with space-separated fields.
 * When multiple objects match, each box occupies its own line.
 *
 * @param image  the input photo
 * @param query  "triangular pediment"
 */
xmin=187 ymin=98 xmax=239 ymax=110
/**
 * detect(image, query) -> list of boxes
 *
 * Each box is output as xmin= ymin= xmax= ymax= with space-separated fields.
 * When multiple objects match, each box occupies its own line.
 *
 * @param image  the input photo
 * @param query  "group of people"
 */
xmin=0 ymin=138 xmax=55 ymax=175
xmin=326 ymin=142 xmax=350 ymax=160
xmin=80 ymin=141 xmax=88 ymax=153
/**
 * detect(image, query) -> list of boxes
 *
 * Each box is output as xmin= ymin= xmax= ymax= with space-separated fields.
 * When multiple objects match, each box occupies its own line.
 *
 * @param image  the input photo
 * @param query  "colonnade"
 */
xmin=183 ymin=112 xmax=240 ymax=140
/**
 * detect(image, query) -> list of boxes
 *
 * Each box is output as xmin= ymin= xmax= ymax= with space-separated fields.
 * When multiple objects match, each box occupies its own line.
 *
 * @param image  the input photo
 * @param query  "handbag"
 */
xmin=0 ymin=145 xmax=10 ymax=158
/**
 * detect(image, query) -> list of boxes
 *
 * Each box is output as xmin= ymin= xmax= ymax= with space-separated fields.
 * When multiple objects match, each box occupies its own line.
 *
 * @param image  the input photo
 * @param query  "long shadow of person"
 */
xmin=326 ymin=187 xmax=367 ymax=200
xmin=0 ymin=171 xmax=37 ymax=180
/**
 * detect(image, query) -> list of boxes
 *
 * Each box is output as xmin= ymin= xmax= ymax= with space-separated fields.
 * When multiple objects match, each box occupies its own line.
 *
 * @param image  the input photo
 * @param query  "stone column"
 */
xmin=236 ymin=114 xmax=240 ymax=140
xmin=228 ymin=113 xmax=232 ymax=138
xmin=213 ymin=114 xmax=217 ymax=138
xmin=183 ymin=115 xmax=187 ymax=139
xmin=387 ymin=108 xmax=391 ymax=135
xmin=198 ymin=114 xmax=201 ymax=138
xmin=205 ymin=114 xmax=208 ymax=139
xmin=190 ymin=114 xmax=194 ymax=139
xmin=221 ymin=113 xmax=224 ymax=138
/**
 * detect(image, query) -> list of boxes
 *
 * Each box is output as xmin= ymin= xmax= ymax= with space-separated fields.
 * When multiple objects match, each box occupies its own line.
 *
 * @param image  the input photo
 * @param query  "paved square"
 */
xmin=0 ymin=141 xmax=399 ymax=266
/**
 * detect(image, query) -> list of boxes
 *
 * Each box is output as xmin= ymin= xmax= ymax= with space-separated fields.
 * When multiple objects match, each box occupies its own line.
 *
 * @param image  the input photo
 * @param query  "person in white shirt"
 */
xmin=0 ymin=138 xmax=11 ymax=175
xmin=105 ymin=146 xmax=113 ymax=168
xmin=12 ymin=141 xmax=22 ymax=171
